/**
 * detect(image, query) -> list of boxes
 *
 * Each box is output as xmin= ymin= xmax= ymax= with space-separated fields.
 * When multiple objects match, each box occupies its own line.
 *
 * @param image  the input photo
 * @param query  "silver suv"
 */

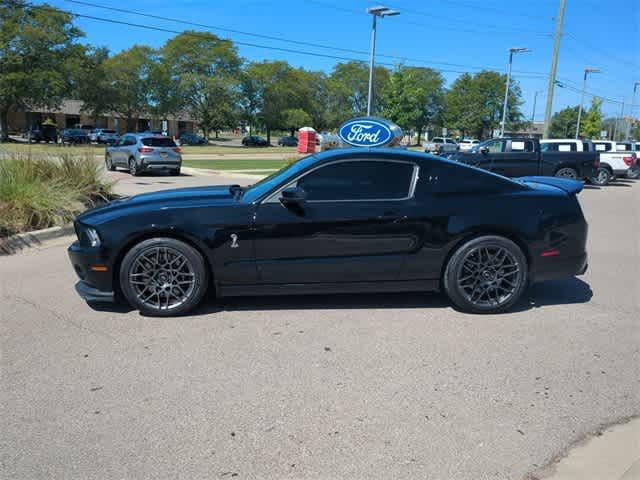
xmin=89 ymin=128 xmax=119 ymax=144
xmin=105 ymin=133 xmax=182 ymax=176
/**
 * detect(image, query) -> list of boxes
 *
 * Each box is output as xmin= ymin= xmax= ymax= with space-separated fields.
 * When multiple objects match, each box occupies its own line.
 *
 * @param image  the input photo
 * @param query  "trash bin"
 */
xmin=297 ymin=127 xmax=316 ymax=154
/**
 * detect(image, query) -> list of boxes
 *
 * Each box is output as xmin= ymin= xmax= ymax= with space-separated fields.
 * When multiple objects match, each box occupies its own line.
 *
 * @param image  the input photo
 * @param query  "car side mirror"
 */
xmin=280 ymin=186 xmax=307 ymax=204
xmin=480 ymin=146 xmax=489 ymax=154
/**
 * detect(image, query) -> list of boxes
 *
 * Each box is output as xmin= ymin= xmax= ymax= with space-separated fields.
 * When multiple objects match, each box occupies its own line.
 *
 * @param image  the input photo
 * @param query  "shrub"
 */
xmin=0 ymin=152 xmax=114 ymax=237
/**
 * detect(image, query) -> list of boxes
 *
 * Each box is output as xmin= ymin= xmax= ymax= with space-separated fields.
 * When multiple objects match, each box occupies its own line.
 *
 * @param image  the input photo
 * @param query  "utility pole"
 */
xmin=627 ymin=81 xmax=639 ymax=140
xmin=612 ymin=99 xmax=624 ymax=141
xmin=543 ymin=0 xmax=567 ymax=138
xmin=575 ymin=68 xmax=601 ymax=139
xmin=500 ymin=47 xmax=530 ymax=137
xmin=531 ymin=91 xmax=542 ymax=123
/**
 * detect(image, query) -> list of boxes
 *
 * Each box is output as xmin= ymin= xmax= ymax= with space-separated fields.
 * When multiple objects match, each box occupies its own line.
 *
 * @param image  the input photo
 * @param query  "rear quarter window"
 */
xmin=415 ymin=161 xmax=519 ymax=197
xmin=142 ymin=137 xmax=177 ymax=147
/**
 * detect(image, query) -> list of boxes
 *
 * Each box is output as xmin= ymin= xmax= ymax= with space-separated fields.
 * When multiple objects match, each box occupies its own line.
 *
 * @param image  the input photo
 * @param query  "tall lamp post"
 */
xmin=366 ymin=5 xmax=399 ymax=116
xmin=531 ymin=90 xmax=543 ymax=123
xmin=500 ymin=47 xmax=531 ymax=137
xmin=575 ymin=67 xmax=601 ymax=139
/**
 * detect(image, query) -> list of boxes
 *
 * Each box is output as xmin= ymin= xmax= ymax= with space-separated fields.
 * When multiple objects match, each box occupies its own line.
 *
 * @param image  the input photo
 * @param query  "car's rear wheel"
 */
xmin=555 ymin=167 xmax=578 ymax=179
xmin=105 ymin=154 xmax=116 ymax=171
xmin=443 ymin=235 xmax=528 ymax=314
xmin=129 ymin=157 xmax=140 ymax=176
xmin=170 ymin=167 xmax=181 ymax=176
xmin=627 ymin=166 xmax=640 ymax=179
xmin=119 ymin=237 xmax=208 ymax=316
xmin=590 ymin=166 xmax=611 ymax=186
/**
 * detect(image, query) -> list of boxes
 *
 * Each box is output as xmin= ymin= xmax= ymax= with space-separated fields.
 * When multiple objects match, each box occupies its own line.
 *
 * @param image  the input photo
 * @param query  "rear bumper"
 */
xmin=531 ymin=252 xmax=588 ymax=283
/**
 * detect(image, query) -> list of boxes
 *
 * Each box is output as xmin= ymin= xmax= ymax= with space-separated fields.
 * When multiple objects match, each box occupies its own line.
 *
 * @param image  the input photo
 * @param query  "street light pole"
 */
xmin=500 ymin=47 xmax=530 ymax=137
xmin=627 ymin=81 xmax=639 ymax=140
xmin=575 ymin=68 xmax=601 ymax=139
xmin=366 ymin=6 xmax=399 ymax=116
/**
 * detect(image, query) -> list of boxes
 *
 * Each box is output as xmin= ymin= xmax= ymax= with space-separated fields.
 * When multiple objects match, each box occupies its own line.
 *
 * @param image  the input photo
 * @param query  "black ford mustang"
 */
xmin=68 ymin=148 xmax=588 ymax=316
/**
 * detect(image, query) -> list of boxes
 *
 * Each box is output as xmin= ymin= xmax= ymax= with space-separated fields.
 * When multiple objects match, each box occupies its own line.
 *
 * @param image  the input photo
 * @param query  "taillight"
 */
xmin=138 ymin=147 xmax=153 ymax=153
xmin=623 ymin=155 xmax=634 ymax=166
xmin=172 ymin=147 xmax=181 ymax=153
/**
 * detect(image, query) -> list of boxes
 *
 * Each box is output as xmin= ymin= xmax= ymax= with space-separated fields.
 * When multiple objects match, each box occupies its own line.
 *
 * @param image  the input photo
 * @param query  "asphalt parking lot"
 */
xmin=1 ymin=172 xmax=639 ymax=479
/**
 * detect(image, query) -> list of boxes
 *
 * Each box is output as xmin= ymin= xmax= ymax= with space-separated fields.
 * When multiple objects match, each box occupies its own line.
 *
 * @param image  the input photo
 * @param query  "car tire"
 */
xmin=105 ymin=154 xmax=116 ymax=171
xmin=554 ymin=167 xmax=578 ymax=179
xmin=627 ymin=166 xmax=640 ymax=179
xmin=119 ymin=237 xmax=209 ymax=317
xmin=170 ymin=167 xmax=181 ymax=176
xmin=443 ymin=235 xmax=528 ymax=314
xmin=590 ymin=167 xmax=611 ymax=186
xmin=129 ymin=157 xmax=140 ymax=176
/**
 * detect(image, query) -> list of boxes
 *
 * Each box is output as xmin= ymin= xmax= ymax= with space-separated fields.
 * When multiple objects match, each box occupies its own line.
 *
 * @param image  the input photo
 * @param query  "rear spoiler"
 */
xmin=517 ymin=176 xmax=584 ymax=195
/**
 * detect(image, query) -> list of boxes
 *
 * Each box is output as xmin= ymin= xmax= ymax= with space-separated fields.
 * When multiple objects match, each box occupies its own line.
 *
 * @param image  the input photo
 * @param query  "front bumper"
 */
xmin=75 ymin=281 xmax=114 ymax=302
xmin=68 ymin=241 xmax=115 ymax=301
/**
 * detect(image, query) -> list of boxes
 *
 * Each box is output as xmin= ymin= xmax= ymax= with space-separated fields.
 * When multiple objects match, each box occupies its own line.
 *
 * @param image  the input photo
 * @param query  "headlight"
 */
xmin=84 ymin=227 xmax=102 ymax=247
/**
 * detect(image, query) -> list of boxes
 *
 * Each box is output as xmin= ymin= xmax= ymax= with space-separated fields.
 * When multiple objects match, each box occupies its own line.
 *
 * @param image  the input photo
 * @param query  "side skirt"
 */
xmin=217 ymin=279 xmax=440 ymax=297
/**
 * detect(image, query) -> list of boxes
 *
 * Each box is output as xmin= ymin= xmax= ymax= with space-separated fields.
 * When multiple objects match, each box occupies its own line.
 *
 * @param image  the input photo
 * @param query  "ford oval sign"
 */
xmin=338 ymin=117 xmax=394 ymax=148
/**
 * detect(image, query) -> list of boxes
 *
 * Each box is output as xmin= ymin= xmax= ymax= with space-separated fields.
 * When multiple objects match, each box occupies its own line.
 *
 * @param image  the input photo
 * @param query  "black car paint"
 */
xmin=449 ymin=137 xmax=598 ymax=180
xmin=69 ymin=148 xmax=588 ymax=302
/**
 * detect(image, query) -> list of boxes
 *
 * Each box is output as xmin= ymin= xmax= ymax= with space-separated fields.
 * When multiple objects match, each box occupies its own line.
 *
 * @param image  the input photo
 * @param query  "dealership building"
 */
xmin=7 ymin=100 xmax=196 ymax=136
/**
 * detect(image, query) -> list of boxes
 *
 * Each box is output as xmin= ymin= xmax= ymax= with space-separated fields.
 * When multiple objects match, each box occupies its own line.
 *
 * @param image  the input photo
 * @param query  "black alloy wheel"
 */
xmin=444 ymin=235 xmax=528 ymax=313
xmin=119 ymin=238 xmax=208 ymax=316
xmin=554 ymin=167 xmax=578 ymax=179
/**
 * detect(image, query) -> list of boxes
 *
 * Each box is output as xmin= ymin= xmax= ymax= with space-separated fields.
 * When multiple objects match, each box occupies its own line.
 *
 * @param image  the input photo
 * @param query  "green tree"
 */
xmin=443 ymin=70 xmax=524 ymax=139
xmin=0 ymin=2 xmax=84 ymax=140
xmin=325 ymin=61 xmax=390 ymax=126
xmin=580 ymin=97 xmax=603 ymax=139
xmin=160 ymin=31 xmax=242 ymax=139
xmin=282 ymin=108 xmax=312 ymax=136
xmin=103 ymin=45 xmax=154 ymax=131
xmin=549 ymin=106 xmax=580 ymax=138
xmin=381 ymin=66 xmax=444 ymax=143
xmin=244 ymin=61 xmax=310 ymax=143
xmin=76 ymin=47 xmax=115 ymax=121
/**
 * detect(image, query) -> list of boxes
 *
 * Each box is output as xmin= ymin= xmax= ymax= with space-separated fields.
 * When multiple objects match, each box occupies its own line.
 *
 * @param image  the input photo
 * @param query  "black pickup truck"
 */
xmin=446 ymin=137 xmax=599 ymax=181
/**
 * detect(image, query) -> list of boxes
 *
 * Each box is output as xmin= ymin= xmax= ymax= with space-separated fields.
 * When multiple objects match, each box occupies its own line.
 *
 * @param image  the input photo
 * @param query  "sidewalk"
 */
xmin=534 ymin=417 xmax=639 ymax=480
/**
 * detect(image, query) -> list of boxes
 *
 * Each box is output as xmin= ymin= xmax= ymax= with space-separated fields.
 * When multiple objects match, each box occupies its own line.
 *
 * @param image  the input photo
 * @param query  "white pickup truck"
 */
xmin=423 ymin=137 xmax=458 ymax=155
xmin=540 ymin=139 xmax=638 ymax=185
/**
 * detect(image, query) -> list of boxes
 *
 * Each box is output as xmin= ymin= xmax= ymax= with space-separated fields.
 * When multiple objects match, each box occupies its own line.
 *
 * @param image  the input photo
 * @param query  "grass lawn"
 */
xmin=182 ymin=159 xmax=287 ymax=171
xmin=0 ymin=142 xmax=296 ymax=155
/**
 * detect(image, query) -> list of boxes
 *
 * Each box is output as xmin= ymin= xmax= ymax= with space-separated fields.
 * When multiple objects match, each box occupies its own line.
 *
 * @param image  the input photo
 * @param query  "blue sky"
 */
xmin=42 ymin=0 xmax=639 ymax=120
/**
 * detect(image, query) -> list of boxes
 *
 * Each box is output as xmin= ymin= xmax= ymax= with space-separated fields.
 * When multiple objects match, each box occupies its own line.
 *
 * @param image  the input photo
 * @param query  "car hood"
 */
xmin=77 ymin=185 xmax=238 ymax=225
xmin=517 ymin=176 xmax=584 ymax=195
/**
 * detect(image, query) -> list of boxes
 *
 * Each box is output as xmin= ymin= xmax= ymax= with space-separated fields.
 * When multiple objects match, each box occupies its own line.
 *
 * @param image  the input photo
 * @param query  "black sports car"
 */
xmin=68 ymin=148 xmax=588 ymax=316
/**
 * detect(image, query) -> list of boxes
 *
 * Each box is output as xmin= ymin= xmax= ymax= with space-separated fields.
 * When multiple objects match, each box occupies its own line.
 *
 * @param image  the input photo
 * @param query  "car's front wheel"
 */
xmin=590 ymin=166 xmax=611 ymax=186
xmin=119 ymin=237 xmax=209 ymax=316
xmin=443 ymin=235 xmax=528 ymax=314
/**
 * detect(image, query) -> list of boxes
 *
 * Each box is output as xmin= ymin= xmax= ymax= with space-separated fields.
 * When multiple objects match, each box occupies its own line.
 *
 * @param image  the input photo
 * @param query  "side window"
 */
xmin=540 ymin=143 xmax=553 ymax=152
xmin=484 ymin=139 xmax=506 ymax=153
xmin=297 ymin=160 xmax=415 ymax=201
xmin=433 ymin=138 xmax=442 ymax=143
xmin=125 ymin=136 xmax=136 ymax=146
xmin=510 ymin=140 xmax=534 ymax=152
xmin=594 ymin=143 xmax=611 ymax=152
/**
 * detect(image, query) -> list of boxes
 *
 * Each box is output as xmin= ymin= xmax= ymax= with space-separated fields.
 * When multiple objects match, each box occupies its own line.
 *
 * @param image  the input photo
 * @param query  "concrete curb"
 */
xmin=529 ymin=417 xmax=640 ymax=480
xmin=180 ymin=166 xmax=264 ymax=180
xmin=0 ymin=224 xmax=75 ymax=256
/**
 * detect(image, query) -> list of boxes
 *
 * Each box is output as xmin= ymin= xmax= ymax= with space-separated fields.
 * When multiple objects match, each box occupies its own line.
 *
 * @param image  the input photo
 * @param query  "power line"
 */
xmin=565 ymin=33 xmax=639 ymax=70
xmin=21 ymin=0 xmax=550 ymax=78
xmin=308 ymin=0 xmax=552 ymax=36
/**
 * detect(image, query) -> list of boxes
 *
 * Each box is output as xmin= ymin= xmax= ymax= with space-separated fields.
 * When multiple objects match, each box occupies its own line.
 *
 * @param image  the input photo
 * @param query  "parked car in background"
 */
xmin=424 ymin=137 xmax=458 ymax=155
xmin=277 ymin=136 xmax=298 ymax=147
xmin=242 ymin=135 xmax=269 ymax=147
xmin=540 ymin=139 xmax=613 ymax=185
xmin=105 ymin=134 xmax=182 ymax=176
xmin=68 ymin=148 xmax=588 ymax=316
xmin=60 ymin=128 xmax=90 ymax=144
xmin=449 ymin=137 xmax=599 ymax=181
xmin=89 ymin=128 xmax=119 ymax=144
xmin=25 ymin=125 xmax=58 ymax=143
xmin=591 ymin=141 xmax=638 ymax=180
xmin=458 ymin=138 xmax=480 ymax=152
xmin=179 ymin=133 xmax=207 ymax=145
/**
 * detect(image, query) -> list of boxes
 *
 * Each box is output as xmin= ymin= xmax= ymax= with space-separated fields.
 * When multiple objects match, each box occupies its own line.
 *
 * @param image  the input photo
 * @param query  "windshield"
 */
xmin=241 ymin=154 xmax=317 ymax=203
